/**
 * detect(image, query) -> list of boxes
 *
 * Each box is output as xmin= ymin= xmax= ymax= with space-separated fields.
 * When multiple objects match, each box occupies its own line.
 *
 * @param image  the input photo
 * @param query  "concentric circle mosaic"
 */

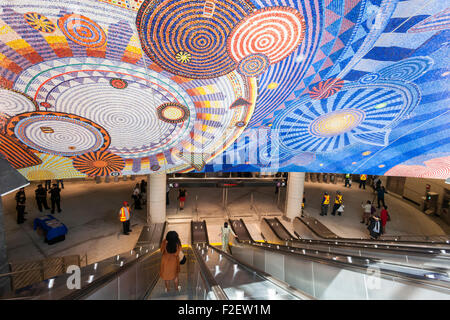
xmin=6 ymin=111 xmax=110 ymax=157
xmin=237 ymin=53 xmax=269 ymax=77
xmin=0 ymin=88 xmax=37 ymax=116
xmin=136 ymin=0 xmax=255 ymax=79
xmin=227 ymin=6 xmax=306 ymax=64
xmin=58 ymin=14 xmax=106 ymax=48
xmin=157 ymin=102 xmax=189 ymax=124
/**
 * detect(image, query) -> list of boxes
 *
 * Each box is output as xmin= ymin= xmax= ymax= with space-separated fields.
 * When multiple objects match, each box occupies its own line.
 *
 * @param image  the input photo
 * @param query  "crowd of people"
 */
xmin=14 ymin=180 xmax=64 ymax=225
xmin=315 ymin=174 xmax=391 ymax=239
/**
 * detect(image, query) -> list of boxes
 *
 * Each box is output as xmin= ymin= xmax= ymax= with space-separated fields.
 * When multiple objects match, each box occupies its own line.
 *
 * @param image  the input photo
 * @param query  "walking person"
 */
xmin=367 ymin=213 xmax=382 ymax=239
xmin=160 ymin=231 xmax=183 ymax=293
xmin=320 ymin=192 xmax=330 ymax=216
xmin=331 ymin=191 xmax=343 ymax=216
xmin=360 ymin=200 xmax=372 ymax=225
xmin=35 ymin=184 xmax=50 ymax=212
xmin=132 ymin=184 xmax=142 ymax=210
xmin=359 ymin=174 xmax=367 ymax=189
xmin=15 ymin=188 xmax=26 ymax=224
xmin=118 ymin=201 xmax=131 ymax=235
xmin=344 ymin=174 xmax=351 ymax=188
xmin=380 ymin=205 xmax=390 ymax=235
xmin=219 ymin=222 xmax=236 ymax=253
xmin=48 ymin=183 xmax=62 ymax=214
xmin=377 ymin=186 xmax=387 ymax=209
xmin=178 ymin=188 xmax=187 ymax=211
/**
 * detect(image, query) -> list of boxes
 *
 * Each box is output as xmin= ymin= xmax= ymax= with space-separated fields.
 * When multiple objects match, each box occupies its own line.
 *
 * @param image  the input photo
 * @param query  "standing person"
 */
xmin=15 ymin=188 xmax=26 ymax=224
xmin=57 ymin=179 xmax=64 ymax=189
xmin=48 ymin=183 xmax=62 ymax=214
xmin=132 ymin=184 xmax=142 ymax=210
xmin=360 ymin=200 xmax=372 ymax=225
xmin=140 ymin=179 xmax=147 ymax=205
xmin=344 ymin=174 xmax=351 ymax=188
xmin=377 ymin=186 xmax=387 ymax=209
xmin=178 ymin=188 xmax=187 ymax=211
xmin=320 ymin=192 xmax=330 ymax=216
xmin=380 ymin=205 xmax=389 ymax=235
xmin=166 ymin=184 xmax=170 ymax=206
xmin=331 ymin=191 xmax=343 ymax=216
xmin=35 ymin=184 xmax=50 ymax=212
xmin=219 ymin=222 xmax=236 ymax=253
xmin=44 ymin=179 xmax=51 ymax=191
xmin=359 ymin=174 xmax=367 ymax=189
xmin=118 ymin=201 xmax=131 ymax=235
xmin=301 ymin=193 xmax=306 ymax=217
xmin=160 ymin=231 xmax=182 ymax=293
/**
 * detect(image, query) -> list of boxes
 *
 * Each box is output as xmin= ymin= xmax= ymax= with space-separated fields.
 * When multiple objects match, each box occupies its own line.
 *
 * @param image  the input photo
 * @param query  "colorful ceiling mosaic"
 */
xmin=0 ymin=0 xmax=449 ymax=180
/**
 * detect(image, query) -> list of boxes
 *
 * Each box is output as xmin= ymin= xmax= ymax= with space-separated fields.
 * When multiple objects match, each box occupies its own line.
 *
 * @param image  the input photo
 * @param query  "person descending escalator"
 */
xmin=160 ymin=231 xmax=183 ymax=293
xmin=178 ymin=188 xmax=187 ymax=211
xmin=320 ymin=192 xmax=330 ymax=216
xmin=219 ymin=222 xmax=236 ymax=253
xmin=331 ymin=191 xmax=343 ymax=216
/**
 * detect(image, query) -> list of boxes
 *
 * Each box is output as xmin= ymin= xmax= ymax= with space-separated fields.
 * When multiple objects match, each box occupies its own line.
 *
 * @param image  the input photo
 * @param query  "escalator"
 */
xmin=191 ymin=221 xmax=313 ymax=300
xmin=228 ymin=219 xmax=450 ymax=299
xmin=262 ymin=217 xmax=450 ymax=270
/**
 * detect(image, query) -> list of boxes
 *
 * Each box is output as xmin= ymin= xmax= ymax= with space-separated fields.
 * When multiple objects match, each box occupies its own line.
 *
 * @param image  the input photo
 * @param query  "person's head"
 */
xmin=165 ymin=231 xmax=181 ymax=253
xmin=383 ymin=205 xmax=388 ymax=210
xmin=336 ymin=191 xmax=341 ymax=195
xmin=52 ymin=184 xmax=57 ymax=187
xmin=20 ymin=188 xmax=24 ymax=192
xmin=224 ymin=222 xmax=228 ymax=228
xmin=38 ymin=184 xmax=43 ymax=188
xmin=324 ymin=192 xmax=328 ymax=195
xmin=135 ymin=183 xmax=139 ymax=188
xmin=367 ymin=200 xmax=371 ymax=204
xmin=123 ymin=201 xmax=128 ymax=207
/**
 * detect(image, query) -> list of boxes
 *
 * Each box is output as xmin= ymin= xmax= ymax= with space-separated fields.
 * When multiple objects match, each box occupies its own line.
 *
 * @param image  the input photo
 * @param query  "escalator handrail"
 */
xmin=274 ymin=217 xmax=297 ymax=240
xmin=294 ymin=217 xmax=450 ymax=253
xmin=242 ymin=241 xmax=450 ymax=293
xmin=296 ymin=216 xmax=450 ymax=246
xmin=206 ymin=243 xmax=314 ymax=300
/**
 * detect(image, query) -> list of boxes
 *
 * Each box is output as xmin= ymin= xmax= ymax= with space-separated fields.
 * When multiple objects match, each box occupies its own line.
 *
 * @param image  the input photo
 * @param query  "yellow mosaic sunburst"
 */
xmin=176 ymin=51 xmax=191 ymax=63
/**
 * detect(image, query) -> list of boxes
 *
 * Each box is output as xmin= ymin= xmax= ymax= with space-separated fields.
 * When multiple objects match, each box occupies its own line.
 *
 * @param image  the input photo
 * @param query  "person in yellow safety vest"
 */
xmin=320 ymin=192 xmax=330 ymax=216
xmin=331 ymin=191 xmax=343 ymax=216
xmin=359 ymin=174 xmax=367 ymax=190
xmin=119 ymin=201 xmax=131 ymax=235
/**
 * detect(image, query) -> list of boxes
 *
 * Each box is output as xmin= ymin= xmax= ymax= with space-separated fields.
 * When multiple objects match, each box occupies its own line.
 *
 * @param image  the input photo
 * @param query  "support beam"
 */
xmin=285 ymin=172 xmax=305 ymax=221
xmin=147 ymin=173 xmax=166 ymax=224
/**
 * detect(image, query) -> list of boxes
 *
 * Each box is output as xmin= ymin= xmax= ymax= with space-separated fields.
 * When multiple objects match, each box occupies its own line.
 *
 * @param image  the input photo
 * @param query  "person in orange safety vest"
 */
xmin=331 ymin=191 xmax=343 ymax=216
xmin=320 ymin=192 xmax=330 ymax=216
xmin=119 ymin=201 xmax=131 ymax=235
xmin=359 ymin=174 xmax=367 ymax=189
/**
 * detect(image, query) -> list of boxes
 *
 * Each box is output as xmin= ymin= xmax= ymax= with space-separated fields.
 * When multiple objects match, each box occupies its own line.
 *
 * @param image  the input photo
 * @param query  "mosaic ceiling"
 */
xmin=0 ymin=0 xmax=449 ymax=180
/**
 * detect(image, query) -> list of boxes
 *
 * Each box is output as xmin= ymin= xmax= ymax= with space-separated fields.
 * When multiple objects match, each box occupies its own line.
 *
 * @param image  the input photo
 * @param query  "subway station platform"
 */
xmin=1 ymin=177 xmax=447 ymax=267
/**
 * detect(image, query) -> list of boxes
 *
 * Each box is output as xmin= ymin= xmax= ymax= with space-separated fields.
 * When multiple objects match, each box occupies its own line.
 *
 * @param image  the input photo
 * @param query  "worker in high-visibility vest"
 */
xmin=320 ymin=192 xmax=330 ymax=216
xmin=344 ymin=174 xmax=351 ymax=188
xmin=119 ymin=201 xmax=131 ymax=235
xmin=359 ymin=174 xmax=367 ymax=190
xmin=331 ymin=191 xmax=343 ymax=216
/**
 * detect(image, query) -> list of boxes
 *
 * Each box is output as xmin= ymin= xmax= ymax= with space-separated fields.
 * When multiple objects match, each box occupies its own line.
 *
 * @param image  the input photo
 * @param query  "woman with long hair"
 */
xmin=160 ymin=231 xmax=182 ymax=292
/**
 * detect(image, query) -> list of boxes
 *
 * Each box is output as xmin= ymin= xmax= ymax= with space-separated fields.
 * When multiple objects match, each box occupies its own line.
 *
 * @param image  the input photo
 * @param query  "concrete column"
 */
xmin=147 ymin=173 xmax=166 ymax=224
xmin=0 ymin=198 xmax=11 ymax=295
xmin=285 ymin=172 xmax=305 ymax=221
